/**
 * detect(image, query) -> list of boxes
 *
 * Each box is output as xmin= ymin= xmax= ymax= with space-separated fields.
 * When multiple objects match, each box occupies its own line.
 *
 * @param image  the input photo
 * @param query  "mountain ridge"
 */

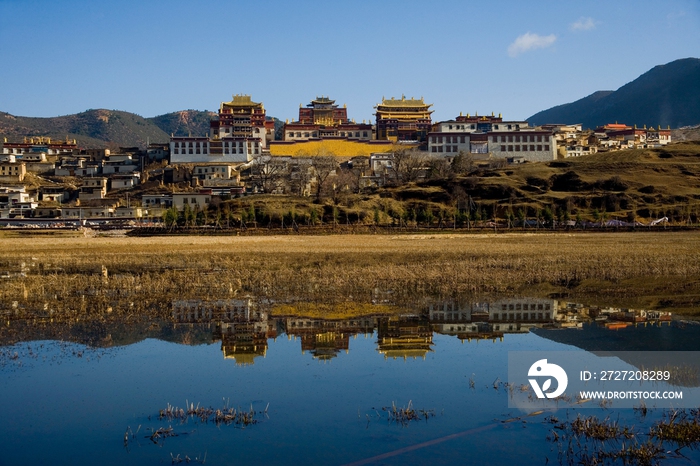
xmin=528 ymin=58 xmax=700 ymax=129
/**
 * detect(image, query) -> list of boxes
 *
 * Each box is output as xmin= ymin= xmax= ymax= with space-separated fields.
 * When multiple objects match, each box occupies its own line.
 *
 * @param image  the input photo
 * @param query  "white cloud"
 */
xmin=570 ymin=17 xmax=597 ymax=31
xmin=507 ymin=32 xmax=557 ymax=57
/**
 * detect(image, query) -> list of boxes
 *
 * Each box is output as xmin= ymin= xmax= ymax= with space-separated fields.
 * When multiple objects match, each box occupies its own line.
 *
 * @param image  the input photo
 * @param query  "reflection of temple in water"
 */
xmin=284 ymin=317 xmax=376 ymax=360
xmin=428 ymin=298 xmax=559 ymax=342
xmin=164 ymin=297 xmax=684 ymax=363
xmin=173 ymin=299 xmax=276 ymax=365
xmin=377 ymin=316 xmax=433 ymax=360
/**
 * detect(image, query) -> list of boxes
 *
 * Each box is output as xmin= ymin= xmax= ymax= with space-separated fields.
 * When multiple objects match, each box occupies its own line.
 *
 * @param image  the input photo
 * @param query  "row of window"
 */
xmin=182 ymin=197 xmax=211 ymax=204
xmin=501 ymin=303 xmax=551 ymax=311
xmin=432 ymin=145 xmax=459 ymax=153
xmin=499 ymin=145 xmax=550 ymax=152
xmin=494 ymin=134 xmax=546 ymax=143
xmin=287 ymin=131 xmax=369 ymax=138
xmin=431 ymin=135 xmax=467 ymax=144
xmin=496 ymin=312 xmax=551 ymax=321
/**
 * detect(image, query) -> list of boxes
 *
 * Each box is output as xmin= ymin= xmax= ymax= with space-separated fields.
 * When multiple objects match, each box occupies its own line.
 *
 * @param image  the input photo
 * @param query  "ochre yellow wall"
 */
xmin=268 ymin=139 xmax=405 ymax=158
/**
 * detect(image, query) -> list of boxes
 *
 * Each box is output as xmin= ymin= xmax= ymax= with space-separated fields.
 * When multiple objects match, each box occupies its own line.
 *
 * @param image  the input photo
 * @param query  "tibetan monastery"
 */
xmin=374 ymin=95 xmax=433 ymax=142
xmin=170 ymin=94 xmax=274 ymax=164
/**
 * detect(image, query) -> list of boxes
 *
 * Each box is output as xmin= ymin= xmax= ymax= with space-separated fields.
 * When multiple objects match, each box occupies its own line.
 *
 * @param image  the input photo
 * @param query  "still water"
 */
xmin=2 ymin=297 xmax=699 ymax=465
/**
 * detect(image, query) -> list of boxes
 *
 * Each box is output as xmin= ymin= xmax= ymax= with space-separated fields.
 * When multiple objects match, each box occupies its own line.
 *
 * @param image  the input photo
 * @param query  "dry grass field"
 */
xmin=1 ymin=231 xmax=699 ymax=316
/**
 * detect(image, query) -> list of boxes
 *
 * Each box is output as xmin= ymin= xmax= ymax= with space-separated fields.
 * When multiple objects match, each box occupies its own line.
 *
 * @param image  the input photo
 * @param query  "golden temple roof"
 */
xmin=376 ymin=95 xmax=432 ymax=108
xmin=221 ymin=94 xmax=263 ymax=108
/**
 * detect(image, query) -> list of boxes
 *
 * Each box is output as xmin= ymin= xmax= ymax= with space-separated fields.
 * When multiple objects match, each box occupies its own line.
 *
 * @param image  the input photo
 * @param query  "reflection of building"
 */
xmin=377 ymin=316 xmax=433 ymax=360
xmin=172 ymin=299 xmax=274 ymax=365
xmin=285 ymin=317 xmax=375 ymax=360
xmin=216 ymin=320 xmax=269 ymax=365
xmin=428 ymin=298 xmax=559 ymax=341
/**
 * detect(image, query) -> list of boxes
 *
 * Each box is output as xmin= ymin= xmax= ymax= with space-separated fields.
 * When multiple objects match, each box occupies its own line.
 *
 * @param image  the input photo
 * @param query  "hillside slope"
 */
xmin=529 ymin=58 xmax=700 ymax=129
xmin=0 ymin=109 xmax=170 ymax=149
xmin=147 ymin=110 xmax=215 ymax=137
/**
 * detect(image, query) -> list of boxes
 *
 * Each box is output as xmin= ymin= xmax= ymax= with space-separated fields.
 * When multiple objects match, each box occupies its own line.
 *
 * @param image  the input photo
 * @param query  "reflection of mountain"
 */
xmin=5 ymin=296 xmax=695 ymax=365
xmin=534 ymin=322 xmax=700 ymax=387
xmin=533 ymin=322 xmax=700 ymax=352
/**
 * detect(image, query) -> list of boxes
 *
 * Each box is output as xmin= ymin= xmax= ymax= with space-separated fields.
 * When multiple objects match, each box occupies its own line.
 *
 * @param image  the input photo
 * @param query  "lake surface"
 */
xmin=2 ymin=297 xmax=700 ymax=465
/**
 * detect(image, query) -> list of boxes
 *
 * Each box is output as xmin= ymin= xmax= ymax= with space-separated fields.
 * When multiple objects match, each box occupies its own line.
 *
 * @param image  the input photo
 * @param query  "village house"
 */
xmin=0 ymin=186 xmax=38 ymax=218
xmin=62 ymin=206 xmax=115 ymax=219
xmin=78 ymin=177 xmax=108 ymax=201
xmin=54 ymin=157 xmax=102 ymax=177
xmin=102 ymin=154 xmax=139 ymax=174
xmin=193 ymin=164 xmax=240 ymax=182
xmin=39 ymin=185 xmax=68 ymax=203
xmin=113 ymin=206 xmax=143 ymax=218
xmin=109 ymin=173 xmax=141 ymax=191
xmin=34 ymin=206 xmax=62 ymax=218
xmin=142 ymin=194 xmax=173 ymax=218
xmin=0 ymin=162 xmax=27 ymax=182
xmin=172 ymin=191 xmax=211 ymax=211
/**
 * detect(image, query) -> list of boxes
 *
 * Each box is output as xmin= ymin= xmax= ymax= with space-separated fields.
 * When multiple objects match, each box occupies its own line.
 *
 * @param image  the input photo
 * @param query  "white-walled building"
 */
xmin=428 ymin=113 xmax=556 ymax=162
xmin=172 ymin=191 xmax=211 ymax=211
xmin=79 ymin=178 xmax=108 ymax=201
xmin=170 ymin=95 xmax=271 ymax=164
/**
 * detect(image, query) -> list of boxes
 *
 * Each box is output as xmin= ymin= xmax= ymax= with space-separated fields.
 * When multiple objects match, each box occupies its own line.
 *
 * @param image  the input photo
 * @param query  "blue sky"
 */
xmin=1 ymin=0 xmax=698 ymax=123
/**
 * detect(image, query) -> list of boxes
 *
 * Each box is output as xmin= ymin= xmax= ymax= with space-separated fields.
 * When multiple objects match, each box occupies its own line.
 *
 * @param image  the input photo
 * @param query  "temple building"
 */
xmin=594 ymin=123 xmax=671 ymax=148
xmin=428 ymin=112 xmax=556 ymax=163
xmin=374 ymin=95 xmax=433 ymax=142
xmin=1 ymin=136 xmax=77 ymax=156
xmin=283 ymin=96 xmax=373 ymax=142
xmin=211 ymin=94 xmax=274 ymax=146
xmin=270 ymin=96 xmax=390 ymax=158
xmin=170 ymin=94 xmax=274 ymax=163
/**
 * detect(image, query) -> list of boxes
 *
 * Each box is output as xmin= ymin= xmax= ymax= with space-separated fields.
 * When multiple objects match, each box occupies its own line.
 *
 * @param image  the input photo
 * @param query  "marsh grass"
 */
xmin=1 ymin=232 xmax=699 ymax=323
xmin=159 ymin=401 xmax=265 ymax=428
xmin=550 ymin=412 xmax=697 ymax=465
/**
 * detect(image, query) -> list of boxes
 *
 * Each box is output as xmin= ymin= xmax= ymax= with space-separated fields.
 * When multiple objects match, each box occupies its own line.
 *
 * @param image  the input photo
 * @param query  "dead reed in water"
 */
xmin=159 ymin=401 xmax=267 ymax=427
xmin=2 ymin=232 xmax=700 ymax=315
xmin=382 ymin=401 xmax=435 ymax=426
xmin=549 ymin=410 xmax=700 ymax=465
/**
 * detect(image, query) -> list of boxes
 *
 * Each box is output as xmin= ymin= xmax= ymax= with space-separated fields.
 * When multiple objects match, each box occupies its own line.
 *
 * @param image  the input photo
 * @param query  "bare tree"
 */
xmin=330 ymin=167 xmax=359 ymax=204
xmin=286 ymin=158 xmax=313 ymax=196
xmin=306 ymin=151 xmax=338 ymax=201
xmin=391 ymin=149 xmax=430 ymax=184
xmin=427 ymin=156 xmax=452 ymax=180
xmin=249 ymin=154 xmax=288 ymax=193
xmin=451 ymin=150 xmax=474 ymax=175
